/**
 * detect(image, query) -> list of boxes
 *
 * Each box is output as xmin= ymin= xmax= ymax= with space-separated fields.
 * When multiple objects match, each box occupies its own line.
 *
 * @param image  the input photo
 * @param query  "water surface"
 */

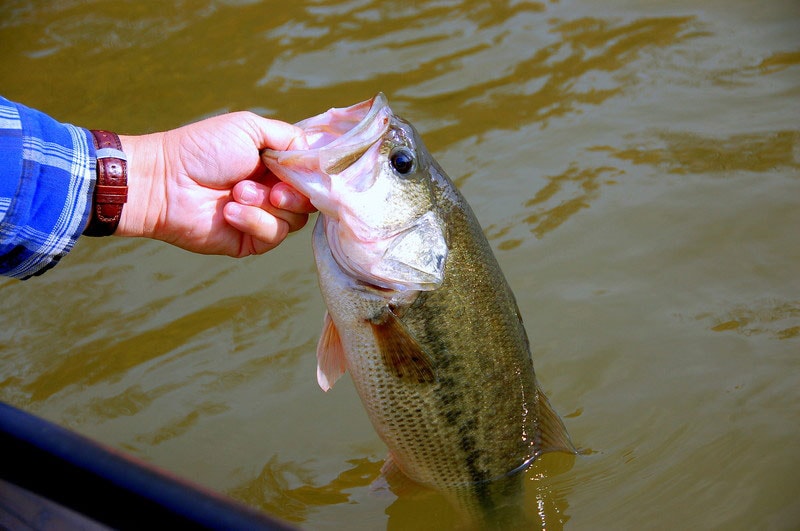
xmin=1 ymin=1 xmax=798 ymax=528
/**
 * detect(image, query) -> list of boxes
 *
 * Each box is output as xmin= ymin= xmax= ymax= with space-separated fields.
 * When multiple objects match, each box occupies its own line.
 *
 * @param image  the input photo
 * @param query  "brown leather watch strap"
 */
xmin=84 ymin=130 xmax=128 ymax=237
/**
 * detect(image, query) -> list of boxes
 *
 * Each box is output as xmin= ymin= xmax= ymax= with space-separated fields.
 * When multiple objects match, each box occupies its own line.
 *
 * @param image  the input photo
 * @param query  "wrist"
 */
xmin=116 ymin=133 xmax=166 ymax=239
xmin=83 ymin=130 xmax=128 ymax=237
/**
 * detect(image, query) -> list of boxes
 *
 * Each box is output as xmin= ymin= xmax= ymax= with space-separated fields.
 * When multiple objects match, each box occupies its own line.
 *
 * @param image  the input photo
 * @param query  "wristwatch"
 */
xmin=84 ymin=130 xmax=128 ymax=237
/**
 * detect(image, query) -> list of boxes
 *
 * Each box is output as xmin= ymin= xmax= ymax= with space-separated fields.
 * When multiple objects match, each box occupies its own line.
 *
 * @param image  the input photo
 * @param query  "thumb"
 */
xmin=241 ymin=112 xmax=306 ymax=151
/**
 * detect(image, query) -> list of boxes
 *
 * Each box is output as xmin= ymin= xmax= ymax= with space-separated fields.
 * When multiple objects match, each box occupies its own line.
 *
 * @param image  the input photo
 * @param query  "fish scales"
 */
xmin=262 ymin=93 xmax=575 ymax=526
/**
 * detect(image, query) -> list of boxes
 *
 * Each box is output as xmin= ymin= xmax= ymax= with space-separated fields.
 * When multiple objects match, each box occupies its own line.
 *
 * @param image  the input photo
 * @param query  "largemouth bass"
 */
xmin=262 ymin=94 xmax=575 ymax=526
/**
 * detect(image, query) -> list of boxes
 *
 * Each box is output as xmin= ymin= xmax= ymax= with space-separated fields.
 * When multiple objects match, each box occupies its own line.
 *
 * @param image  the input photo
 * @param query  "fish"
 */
xmin=261 ymin=93 xmax=576 ymax=527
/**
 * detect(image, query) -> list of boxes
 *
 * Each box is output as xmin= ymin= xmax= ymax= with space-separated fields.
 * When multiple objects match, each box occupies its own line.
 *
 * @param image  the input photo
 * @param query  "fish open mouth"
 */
xmin=261 ymin=93 xmax=392 ymax=203
xmin=299 ymin=92 xmax=390 ymax=154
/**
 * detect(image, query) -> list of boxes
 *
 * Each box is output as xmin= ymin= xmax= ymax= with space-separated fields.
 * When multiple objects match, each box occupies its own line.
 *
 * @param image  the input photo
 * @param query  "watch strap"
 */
xmin=84 ymin=130 xmax=128 ymax=237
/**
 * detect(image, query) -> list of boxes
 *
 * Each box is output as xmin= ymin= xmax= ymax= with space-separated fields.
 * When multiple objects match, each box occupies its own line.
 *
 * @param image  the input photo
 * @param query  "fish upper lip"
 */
xmin=260 ymin=93 xmax=392 ymax=210
xmin=261 ymin=92 xmax=390 ymax=167
xmin=317 ymin=93 xmax=389 ymax=153
xmin=316 ymin=94 xmax=391 ymax=176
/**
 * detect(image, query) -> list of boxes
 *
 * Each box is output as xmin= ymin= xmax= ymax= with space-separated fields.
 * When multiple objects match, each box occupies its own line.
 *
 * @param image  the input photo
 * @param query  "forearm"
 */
xmin=0 ymin=96 xmax=94 ymax=279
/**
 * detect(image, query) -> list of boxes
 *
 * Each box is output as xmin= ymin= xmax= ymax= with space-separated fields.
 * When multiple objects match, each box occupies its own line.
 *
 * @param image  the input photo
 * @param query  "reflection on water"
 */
xmin=230 ymin=452 xmax=578 ymax=530
xmin=416 ymin=15 xmax=699 ymax=147
xmin=598 ymin=130 xmax=800 ymax=175
xmin=231 ymin=456 xmax=383 ymax=524
xmin=1 ymin=0 xmax=799 ymax=529
xmin=758 ymin=50 xmax=800 ymax=75
xmin=21 ymin=274 xmax=309 ymax=404
xmin=700 ymin=299 xmax=800 ymax=339
xmin=485 ymin=163 xmax=622 ymax=250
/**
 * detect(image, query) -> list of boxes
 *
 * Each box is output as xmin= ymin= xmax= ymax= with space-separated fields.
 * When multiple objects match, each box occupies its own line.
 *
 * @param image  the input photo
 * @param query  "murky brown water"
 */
xmin=1 ymin=0 xmax=799 ymax=528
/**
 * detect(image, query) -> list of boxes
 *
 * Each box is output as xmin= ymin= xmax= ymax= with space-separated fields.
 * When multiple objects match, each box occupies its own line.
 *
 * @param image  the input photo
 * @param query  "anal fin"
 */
xmin=371 ymin=453 xmax=429 ymax=497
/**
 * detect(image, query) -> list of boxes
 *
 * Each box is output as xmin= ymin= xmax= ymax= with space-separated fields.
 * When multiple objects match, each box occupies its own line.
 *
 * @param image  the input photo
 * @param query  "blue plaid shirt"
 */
xmin=0 ymin=96 xmax=95 ymax=279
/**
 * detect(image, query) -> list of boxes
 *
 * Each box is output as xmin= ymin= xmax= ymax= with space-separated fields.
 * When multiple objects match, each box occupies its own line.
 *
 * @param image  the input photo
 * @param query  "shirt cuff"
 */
xmin=0 ymin=96 xmax=95 ymax=279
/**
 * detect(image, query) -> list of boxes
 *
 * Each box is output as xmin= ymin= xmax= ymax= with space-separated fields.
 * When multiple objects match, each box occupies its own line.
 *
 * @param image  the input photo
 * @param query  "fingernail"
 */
xmin=240 ymin=182 xmax=257 ymax=204
xmin=226 ymin=202 xmax=243 ymax=220
xmin=272 ymin=189 xmax=287 ymax=209
xmin=276 ymin=188 xmax=300 ymax=209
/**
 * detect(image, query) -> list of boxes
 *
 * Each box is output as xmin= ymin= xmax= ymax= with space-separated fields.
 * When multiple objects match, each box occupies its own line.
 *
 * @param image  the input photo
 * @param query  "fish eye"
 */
xmin=390 ymin=148 xmax=415 ymax=175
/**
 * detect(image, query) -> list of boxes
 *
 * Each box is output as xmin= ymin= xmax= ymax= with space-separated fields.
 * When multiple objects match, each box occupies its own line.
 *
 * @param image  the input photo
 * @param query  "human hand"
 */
xmin=116 ymin=112 xmax=315 ymax=257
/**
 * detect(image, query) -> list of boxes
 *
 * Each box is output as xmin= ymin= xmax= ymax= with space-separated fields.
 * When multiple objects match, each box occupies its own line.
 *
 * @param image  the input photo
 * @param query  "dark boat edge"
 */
xmin=0 ymin=401 xmax=294 ymax=530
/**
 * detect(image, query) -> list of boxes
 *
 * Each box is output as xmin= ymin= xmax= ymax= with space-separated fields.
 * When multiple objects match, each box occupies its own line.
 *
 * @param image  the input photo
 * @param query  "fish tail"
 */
xmin=534 ymin=382 xmax=577 ymax=456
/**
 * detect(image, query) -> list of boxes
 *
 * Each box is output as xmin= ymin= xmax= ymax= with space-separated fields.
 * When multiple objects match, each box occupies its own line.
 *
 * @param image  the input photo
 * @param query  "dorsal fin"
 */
xmin=316 ymin=312 xmax=348 ymax=392
xmin=368 ymin=306 xmax=435 ymax=384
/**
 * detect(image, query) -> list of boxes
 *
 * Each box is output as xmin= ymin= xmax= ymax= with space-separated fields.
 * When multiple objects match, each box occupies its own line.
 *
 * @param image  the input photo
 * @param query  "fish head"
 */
xmin=262 ymin=93 xmax=448 ymax=292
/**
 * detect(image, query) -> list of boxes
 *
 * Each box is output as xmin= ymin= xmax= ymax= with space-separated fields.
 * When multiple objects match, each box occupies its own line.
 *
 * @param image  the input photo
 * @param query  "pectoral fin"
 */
xmin=369 ymin=306 xmax=435 ymax=384
xmin=317 ymin=312 xmax=348 ymax=392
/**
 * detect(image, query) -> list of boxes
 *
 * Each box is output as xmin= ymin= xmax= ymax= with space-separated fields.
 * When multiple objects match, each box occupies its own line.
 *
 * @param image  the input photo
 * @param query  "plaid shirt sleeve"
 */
xmin=0 ymin=96 xmax=95 ymax=280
